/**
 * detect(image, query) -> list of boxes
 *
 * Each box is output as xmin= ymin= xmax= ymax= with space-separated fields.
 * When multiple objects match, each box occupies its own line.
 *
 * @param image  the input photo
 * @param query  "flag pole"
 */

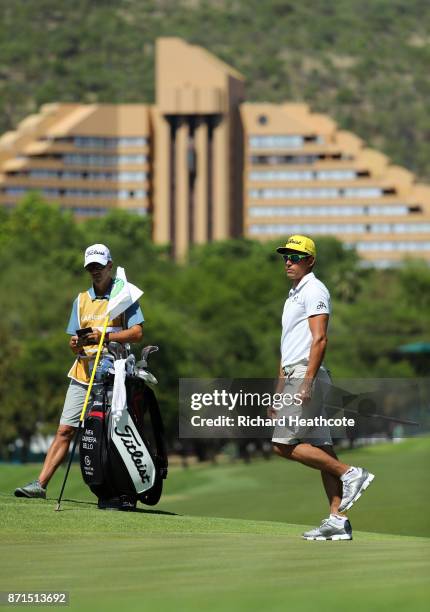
xmin=55 ymin=315 xmax=110 ymax=512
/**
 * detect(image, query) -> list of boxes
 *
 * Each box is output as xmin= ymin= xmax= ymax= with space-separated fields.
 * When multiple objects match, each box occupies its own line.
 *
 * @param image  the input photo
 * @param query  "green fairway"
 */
xmin=1 ymin=437 xmax=429 ymax=611
xmin=1 ymin=496 xmax=429 ymax=612
xmin=161 ymin=436 xmax=430 ymax=537
xmin=3 ymin=436 xmax=430 ymax=536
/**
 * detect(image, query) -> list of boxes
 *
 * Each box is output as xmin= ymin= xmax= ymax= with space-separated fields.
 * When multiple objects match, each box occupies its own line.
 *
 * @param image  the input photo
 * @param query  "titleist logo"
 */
xmin=114 ymin=425 xmax=150 ymax=483
xmin=86 ymin=248 xmax=106 ymax=256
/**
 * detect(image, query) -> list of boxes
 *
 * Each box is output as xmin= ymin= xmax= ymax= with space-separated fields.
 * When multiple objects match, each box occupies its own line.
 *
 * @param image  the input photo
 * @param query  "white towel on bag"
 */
xmin=111 ymin=359 xmax=127 ymax=424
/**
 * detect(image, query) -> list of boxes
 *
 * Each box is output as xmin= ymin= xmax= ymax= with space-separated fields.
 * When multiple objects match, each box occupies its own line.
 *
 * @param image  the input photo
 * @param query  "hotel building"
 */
xmin=1 ymin=37 xmax=429 ymax=264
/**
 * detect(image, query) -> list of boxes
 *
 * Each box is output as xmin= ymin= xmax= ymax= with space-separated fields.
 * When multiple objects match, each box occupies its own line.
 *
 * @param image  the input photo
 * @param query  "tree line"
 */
xmin=0 ymin=194 xmax=429 ymax=458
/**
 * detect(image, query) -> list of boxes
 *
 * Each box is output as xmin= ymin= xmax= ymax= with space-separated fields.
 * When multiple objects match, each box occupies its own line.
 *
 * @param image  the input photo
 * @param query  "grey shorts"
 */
xmin=272 ymin=364 xmax=333 ymax=447
xmin=59 ymin=380 xmax=88 ymax=427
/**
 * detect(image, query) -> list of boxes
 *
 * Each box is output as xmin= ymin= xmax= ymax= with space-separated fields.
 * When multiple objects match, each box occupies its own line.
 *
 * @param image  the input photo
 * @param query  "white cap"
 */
xmin=84 ymin=244 xmax=112 ymax=268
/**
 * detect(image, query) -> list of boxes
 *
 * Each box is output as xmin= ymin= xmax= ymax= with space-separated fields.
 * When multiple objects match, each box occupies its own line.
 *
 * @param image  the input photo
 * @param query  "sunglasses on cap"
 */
xmin=282 ymin=253 xmax=310 ymax=263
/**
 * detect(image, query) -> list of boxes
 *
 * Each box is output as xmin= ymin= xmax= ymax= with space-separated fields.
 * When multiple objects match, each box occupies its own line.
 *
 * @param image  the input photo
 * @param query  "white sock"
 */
xmin=340 ymin=466 xmax=360 ymax=482
xmin=330 ymin=513 xmax=347 ymax=523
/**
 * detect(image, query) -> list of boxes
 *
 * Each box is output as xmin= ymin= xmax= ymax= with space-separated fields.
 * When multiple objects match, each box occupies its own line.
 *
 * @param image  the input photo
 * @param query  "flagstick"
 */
xmin=55 ymin=316 xmax=110 ymax=512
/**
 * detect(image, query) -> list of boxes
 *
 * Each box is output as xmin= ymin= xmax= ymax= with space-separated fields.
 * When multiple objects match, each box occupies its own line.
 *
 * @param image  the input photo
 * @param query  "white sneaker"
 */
xmin=303 ymin=517 xmax=352 ymax=541
xmin=14 ymin=480 xmax=47 ymax=499
xmin=339 ymin=467 xmax=375 ymax=512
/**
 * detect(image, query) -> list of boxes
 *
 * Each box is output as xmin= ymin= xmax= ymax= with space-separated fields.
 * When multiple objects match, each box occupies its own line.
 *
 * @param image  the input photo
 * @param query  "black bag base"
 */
xmin=97 ymin=495 xmax=137 ymax=512
xmin=138 ymin=476 xmax=163 ymax=506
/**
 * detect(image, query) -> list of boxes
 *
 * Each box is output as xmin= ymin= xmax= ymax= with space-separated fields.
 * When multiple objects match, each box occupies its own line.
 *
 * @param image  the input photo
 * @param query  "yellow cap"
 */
xmin=276 ymin=235 xmax=316 ymax=258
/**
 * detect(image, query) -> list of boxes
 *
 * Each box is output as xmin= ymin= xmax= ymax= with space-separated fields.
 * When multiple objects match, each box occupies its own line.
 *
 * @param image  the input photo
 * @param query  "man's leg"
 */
xmin=273 ymin=441 xmax=374 ymax=515
xmin=319 ymin=445 xmax=344 ymax=515
xmin=272 ymin=441 xmax=350 ymax=478
xmin=15 ymin=381 xmax=85 ymax=498
xmin=38 ymin=425 xmax=77 ymax=488
xmin=272 ymin=442 xmax=344 ymax=514
xmin=273 ymin=442 xmax=353 ymax=540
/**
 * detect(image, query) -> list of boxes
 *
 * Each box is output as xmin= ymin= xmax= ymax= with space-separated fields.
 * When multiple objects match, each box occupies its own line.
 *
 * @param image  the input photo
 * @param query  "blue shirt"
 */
xmin=66 ymin=284 xmax=144 ymax=334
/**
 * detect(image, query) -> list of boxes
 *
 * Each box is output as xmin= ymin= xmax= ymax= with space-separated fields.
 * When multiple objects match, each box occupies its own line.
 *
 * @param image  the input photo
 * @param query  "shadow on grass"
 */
xmin=133 ymin=508 xmax=178 ymax=516
xmin=60 ymin=497 xmax=178 ymax=515
xmin=59 ymin=497 xmax=97 ymax=506
xmin=0 ymin=493 xmax=177 ymax=516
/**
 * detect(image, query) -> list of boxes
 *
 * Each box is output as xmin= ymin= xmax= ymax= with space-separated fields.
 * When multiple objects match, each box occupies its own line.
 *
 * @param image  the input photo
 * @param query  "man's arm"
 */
xmin=106 ymin=325 xmax=143 ymax=344
xmin=298 ymin=313 xmax=329 ymax=402
xmin=66 ymin=298 xmax=81 ymax=354
xmin=86 ymin=324 xmax=143 ymax=345
xmin=305 ymin=314 xmax=329 ymax=379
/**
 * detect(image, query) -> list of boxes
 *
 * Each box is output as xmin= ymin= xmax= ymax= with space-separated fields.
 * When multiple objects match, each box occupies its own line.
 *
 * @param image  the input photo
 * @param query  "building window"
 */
xmin=248 ymin=222 xmax=430 ymax=237
xmin=250 ymin=154 xmax=321 ymax=165
xmin=368 ymin=205 xmax=409 ymax=215
xmin=371 ymin=223 xmax=430 ymax=233
xmin=249 ymin=169 xmax=357 ymax=182
xmin=249 ymin=135 xmax=305 ymax=149
xmin=73 ymin=136 xmax=148 ymax=148
xmin=354 ymin=241 xmax=430 ymax=251
xmin=248 ymin=204 xmax=409 ymax=217
xmin=343 ymin=187 xmax=382 ymax=198
xmin=63 ymin=154 xmax=147 ymax=166
xmin=316 ymin=169 xmax=356 ymax=181
xmin=249 ymin=187 xmax=339 ymax=199
xmin=4 ymin=186 xmax=147 ymax=200
xmin=4 ymin=187 xmax=27 ymax=196
xmin=248 ymin=223 xmax=366 ymax=235
xmin=249 ymin=186 xmax=385 ymax=200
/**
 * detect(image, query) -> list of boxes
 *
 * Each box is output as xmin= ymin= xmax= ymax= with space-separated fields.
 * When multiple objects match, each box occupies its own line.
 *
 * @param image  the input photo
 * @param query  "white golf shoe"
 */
xmin=339 ymin=467 xmax=375 ymax=512
xmin=303 ymin=516 xmax=352 ymax=541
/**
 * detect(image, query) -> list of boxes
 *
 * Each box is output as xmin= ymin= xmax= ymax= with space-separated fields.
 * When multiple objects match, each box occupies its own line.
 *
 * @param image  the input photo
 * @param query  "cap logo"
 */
xmin=86 ymin=248 xmax=106 ymax=256
xmin=288 ymin=238 xmax=303 ymax=245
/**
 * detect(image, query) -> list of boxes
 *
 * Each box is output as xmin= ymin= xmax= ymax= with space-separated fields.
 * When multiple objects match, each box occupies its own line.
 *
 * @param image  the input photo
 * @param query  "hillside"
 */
xmin=1 ymin=0 xmax=430 ymax=178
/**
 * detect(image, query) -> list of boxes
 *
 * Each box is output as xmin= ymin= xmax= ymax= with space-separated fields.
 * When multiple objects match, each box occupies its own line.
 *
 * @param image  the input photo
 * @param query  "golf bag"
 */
xmin=79 ymin=344 xmax=168 ymax=509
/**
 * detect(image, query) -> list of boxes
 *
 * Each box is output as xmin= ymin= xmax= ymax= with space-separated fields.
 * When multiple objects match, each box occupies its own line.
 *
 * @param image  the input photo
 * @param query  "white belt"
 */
xmin=283 ymin=359 xmax=308 ymax=376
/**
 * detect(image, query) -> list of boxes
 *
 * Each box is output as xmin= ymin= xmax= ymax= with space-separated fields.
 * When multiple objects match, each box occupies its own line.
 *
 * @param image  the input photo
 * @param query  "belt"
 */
xmin=282 ymin=359 xmax=308 ymax=376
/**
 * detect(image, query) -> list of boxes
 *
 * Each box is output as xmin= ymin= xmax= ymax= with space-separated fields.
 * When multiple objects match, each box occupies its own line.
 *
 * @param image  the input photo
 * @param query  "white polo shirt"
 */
xmin=280 ymin=272 xmax=331 ymax=367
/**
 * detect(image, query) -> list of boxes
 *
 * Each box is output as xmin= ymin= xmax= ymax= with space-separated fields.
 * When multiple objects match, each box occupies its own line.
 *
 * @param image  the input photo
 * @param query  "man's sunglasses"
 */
xmin=282 ymin=254 xmax=310 ymax=263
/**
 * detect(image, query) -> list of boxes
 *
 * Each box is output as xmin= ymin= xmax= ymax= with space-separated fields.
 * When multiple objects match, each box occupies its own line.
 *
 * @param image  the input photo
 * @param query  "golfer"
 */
xmin=272 ymin=235 xmax=374 ymax=540
xmin=15 ymin=244 xmax=144 ymax=499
